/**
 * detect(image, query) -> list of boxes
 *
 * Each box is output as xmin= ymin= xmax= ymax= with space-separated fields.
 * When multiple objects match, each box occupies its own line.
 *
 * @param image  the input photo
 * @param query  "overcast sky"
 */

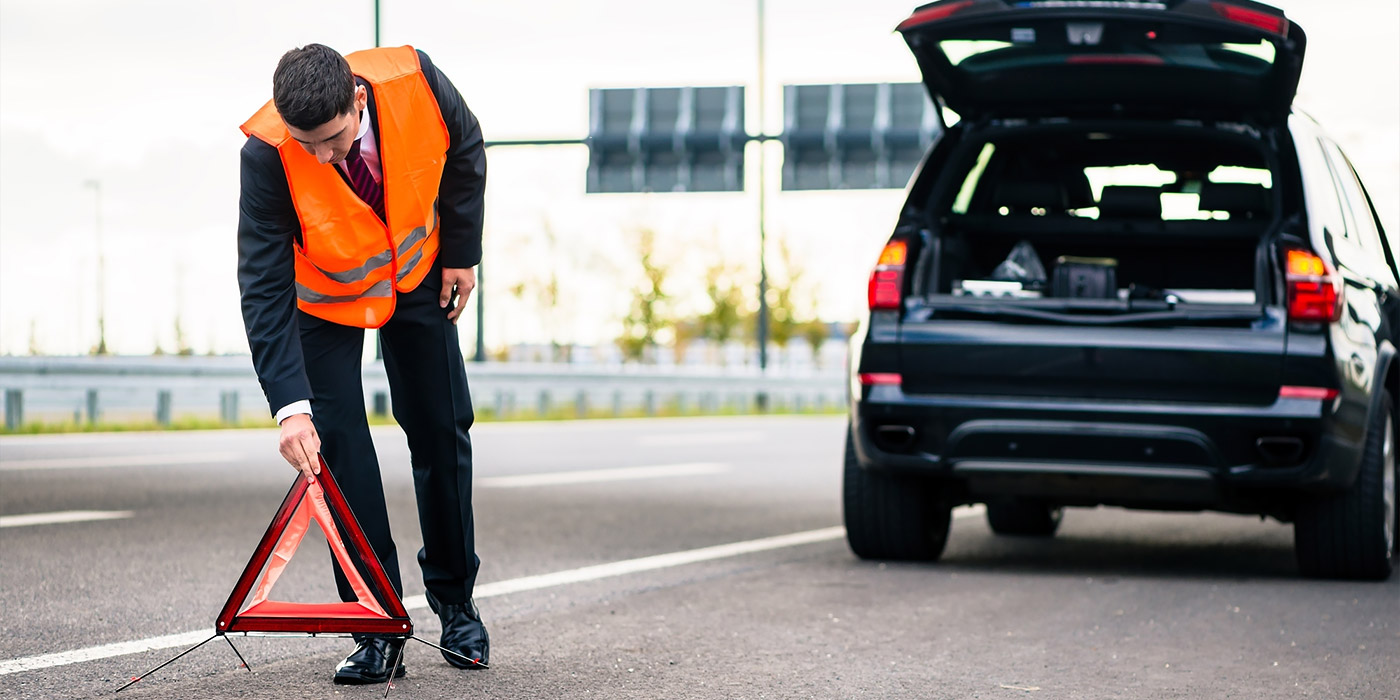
xmin=1 ymin=0 xmax=1396 ymax=355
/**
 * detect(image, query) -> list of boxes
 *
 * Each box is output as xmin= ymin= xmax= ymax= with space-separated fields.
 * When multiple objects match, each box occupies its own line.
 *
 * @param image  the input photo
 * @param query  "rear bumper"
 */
xmin=852 ymin=387 xmax=1365 ymax=511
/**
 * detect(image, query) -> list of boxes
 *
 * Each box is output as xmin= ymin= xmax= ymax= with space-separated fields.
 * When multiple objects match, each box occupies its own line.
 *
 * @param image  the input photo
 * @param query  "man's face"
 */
xmin=285 ymin=85 xmax=368 ymax=165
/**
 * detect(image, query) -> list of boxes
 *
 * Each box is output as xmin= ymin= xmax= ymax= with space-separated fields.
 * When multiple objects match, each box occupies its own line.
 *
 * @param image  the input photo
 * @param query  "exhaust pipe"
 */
xmin=1256 ymin=437 xmax=1304 ymax=467
xmin=875 ymin=425 xmax=917 ymax=452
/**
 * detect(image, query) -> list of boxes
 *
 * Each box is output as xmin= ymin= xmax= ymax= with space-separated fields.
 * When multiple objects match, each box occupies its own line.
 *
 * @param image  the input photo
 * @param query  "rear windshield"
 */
xmin=947 ymin=130 xmax=1273 ymax=222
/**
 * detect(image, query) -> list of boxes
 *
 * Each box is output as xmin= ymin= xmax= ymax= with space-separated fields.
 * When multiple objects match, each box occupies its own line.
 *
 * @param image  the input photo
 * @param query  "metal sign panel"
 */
xmin=781 ymin=82 xmax=940 ymax=191
xmin=587 ymin=86 xmax=746 ymax=193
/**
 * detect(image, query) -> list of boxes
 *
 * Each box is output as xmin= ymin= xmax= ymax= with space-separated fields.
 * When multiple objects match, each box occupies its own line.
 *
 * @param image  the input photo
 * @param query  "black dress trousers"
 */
xmin=298 ymin=261 xmax=479 ymax=607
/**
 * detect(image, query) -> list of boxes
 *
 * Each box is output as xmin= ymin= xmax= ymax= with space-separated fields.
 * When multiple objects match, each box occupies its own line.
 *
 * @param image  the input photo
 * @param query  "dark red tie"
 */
xmin=344 ymin=139 xmax=385 ymax=221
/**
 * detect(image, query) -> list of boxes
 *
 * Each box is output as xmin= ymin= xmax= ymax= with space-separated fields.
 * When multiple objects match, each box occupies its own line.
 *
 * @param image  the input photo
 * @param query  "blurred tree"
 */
xmin=768 ymin=238 xmax=802 ymax=349
xmin=799 ymin=279 xmax=829 ymax=366
xmin=801 ymin=319 xmax=829 ymax=366
xmin=672 ymin=317 xmax=702 ymax=365
xmin=618 ymin=229 xmax=672 ymax=363
xmin=506 ymin=219 xmax=572 ymax=362
xmin=27 ymin=320 xmax=40 ymax=356
xmin=174 ymin=313 xmax=193 ymax=356
xmin=698 ymin=261 xmax=748 ymax=349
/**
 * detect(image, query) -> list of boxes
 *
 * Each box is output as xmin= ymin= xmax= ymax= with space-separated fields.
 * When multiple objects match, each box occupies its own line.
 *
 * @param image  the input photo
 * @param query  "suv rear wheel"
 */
xmin=986 ymin=498 xmax=1063 ymax=537
xmin=1294 ymin=390 xmax=1397 ymax=580
xmin=843 ymin=425 xmax=951 ymax=561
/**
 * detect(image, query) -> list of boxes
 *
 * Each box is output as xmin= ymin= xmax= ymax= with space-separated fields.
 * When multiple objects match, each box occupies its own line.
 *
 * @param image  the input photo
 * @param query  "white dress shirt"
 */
xmin=338 ymin=107 xmax=382 ymax=182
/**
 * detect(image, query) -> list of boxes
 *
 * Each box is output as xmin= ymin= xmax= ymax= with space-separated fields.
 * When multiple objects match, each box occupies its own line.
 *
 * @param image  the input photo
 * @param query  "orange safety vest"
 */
xmin=241 ymin=45 xmax=449 ymax=328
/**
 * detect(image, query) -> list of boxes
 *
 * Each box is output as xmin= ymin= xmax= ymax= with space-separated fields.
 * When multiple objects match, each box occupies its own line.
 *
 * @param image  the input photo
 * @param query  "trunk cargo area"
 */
xmin=899 ymin=122 xmax=1288 ymax=405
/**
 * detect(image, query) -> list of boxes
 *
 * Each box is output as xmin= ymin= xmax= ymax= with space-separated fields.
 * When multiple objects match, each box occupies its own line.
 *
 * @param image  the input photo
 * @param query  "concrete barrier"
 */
xmin=0 ymin=356 xmax=846 ymax=427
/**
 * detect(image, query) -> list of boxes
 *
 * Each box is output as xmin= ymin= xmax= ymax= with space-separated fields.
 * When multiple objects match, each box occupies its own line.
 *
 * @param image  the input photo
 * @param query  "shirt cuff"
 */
xmin=274 ymin=400 xmax=313 ymax=425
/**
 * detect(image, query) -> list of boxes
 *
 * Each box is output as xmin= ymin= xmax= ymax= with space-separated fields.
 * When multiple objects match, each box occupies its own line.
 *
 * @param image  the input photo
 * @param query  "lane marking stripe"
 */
xmin=0 ymin=453 xmax=243 ymax=471
xmin=406 ymin=525 xmax=847 ymax=606
xmin=0 ymin=506 xmax=985 ymax=675
xmin=0 ymin=630 xmax=216 ymax=677
xmin=635 ymin=432 xmax=763 ymax=447
xmin=478 ymin=462 xmax=728 ymax=488
xmin=0 ymin=510 xmax=134 ymax=528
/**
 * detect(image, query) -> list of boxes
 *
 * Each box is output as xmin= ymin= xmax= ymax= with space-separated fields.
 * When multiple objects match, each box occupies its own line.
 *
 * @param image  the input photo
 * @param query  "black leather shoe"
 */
xmin=428 ymin=593 xmax=489 ymax=669
xmin=333 ymin=637 xmax=406 ymax=685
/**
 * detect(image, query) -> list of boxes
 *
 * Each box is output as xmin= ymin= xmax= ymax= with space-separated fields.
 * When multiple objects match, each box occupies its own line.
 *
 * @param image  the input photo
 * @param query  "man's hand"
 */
xmin=279 ymin=413 xmax=321 ymax=482
xmin=441 ymin=267 xmax=476 ymax=324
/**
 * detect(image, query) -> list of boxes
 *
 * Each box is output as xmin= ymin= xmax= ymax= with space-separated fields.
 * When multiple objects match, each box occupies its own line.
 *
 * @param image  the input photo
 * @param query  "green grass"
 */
xmin=0 ymin=417 xmax=277 ymax=435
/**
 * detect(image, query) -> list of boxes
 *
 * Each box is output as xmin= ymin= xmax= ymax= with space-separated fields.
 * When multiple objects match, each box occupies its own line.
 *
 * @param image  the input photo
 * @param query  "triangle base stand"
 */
xmin=407 ymin=635 xmax=489 ymax=670
xmin=115 ymin=633 xmax=250 ymax=693
xmin=112 ymin=633 xmax=484 ymax=697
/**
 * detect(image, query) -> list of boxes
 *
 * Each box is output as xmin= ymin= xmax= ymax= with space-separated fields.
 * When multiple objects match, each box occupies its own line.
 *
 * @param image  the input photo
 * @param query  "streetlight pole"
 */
xmin=83 ymin=179 xmax=108 ymax=355
xmin=474 ymin=264 xmax=486 ymax=362
xmin=372 ymin=0 xmax=386 ymax=363
xmin=755 ymin=0 xmax=770 ymax=372
xmin=379 ymin=0 xmax=488 ymax=362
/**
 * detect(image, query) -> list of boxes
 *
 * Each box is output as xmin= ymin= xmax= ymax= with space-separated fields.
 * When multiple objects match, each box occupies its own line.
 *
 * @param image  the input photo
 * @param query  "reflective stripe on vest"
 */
xmin=241 ymin=45 xmax=450 ymax=329
xmin=301 ymin=200 xmax=437 ymax=285
xmin=296 ymin=279 xmax=394 ymax=305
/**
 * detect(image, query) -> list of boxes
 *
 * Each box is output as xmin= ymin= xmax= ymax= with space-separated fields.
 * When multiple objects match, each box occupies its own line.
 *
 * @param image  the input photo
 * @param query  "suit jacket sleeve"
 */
xmin=237 ymin=137 xmax=312 ymax=416
xmin=418 ymin=49 xmax=486 ymax=268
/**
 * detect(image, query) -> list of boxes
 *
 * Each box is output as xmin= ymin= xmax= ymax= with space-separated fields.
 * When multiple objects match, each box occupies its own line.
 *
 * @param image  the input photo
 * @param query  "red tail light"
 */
xmin=1284 ymin=248 xmax=1341 ymax=323
xmin=897 ymin=0 xmax=974 ymax=32
xmin=1280 ymin=386 xmax=1339 ymax=401
xmin=859 ymin=373 xmax=902 ymax=387
xmin=1211 ymin=2 xmax=1289 ymax=36
xmin=868 ymin=240 xmax=908 ymax=311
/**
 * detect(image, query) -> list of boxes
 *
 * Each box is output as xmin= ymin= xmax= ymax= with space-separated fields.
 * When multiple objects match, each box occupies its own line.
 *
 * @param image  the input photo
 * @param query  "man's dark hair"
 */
xmin=273 ymin=44 xmax=356 ymax=131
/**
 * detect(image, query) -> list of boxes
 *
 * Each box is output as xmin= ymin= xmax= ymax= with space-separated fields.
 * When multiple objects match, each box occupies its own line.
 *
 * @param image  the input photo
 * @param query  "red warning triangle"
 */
xmin=216 ymin=456 xmax=412 ymax=636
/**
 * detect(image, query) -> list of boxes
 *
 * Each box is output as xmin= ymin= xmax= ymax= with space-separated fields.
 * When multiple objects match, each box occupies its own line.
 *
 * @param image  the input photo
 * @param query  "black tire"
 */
xmin=1295 ymin=390 xmax=1397 ymax=581
xmin=986 ymin=498 xmax=1063 ymax=537
xmin=842 ymin=425 xmax=951 ymax=561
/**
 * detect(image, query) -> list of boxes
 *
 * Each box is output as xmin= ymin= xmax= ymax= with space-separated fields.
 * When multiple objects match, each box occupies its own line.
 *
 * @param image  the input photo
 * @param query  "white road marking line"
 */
xmin=0 ymin=630 xmax=215 ymax=677
xmin=635 ymin=431 xmax=764 ymax=447
xmin=404 ymin=525 xmax=846 ymax=607
xmin=0 ymin=452 xmax=243 ymax=471
xmin=0 ymin=505 xmax=987 ymax=676
xmin=477 ymin=462 xmax=729 ymax=488
xmin=0 ymin=510 xmax=134 ymax=528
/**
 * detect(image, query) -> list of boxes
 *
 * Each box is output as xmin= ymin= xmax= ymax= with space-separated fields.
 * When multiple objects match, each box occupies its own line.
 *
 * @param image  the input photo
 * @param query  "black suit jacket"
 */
xmin=237 ymin=49 xmax=486 ymax=415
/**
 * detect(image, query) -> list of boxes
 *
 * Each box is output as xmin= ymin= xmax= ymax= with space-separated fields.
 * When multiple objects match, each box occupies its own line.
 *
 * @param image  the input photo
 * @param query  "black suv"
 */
xmin=844 ymin=0 xmax=1399 ymax=580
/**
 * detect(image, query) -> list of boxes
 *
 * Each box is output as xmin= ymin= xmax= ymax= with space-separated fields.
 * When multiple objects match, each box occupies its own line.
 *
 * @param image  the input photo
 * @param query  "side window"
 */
xmin=1303 ymin=138 xmax=1350 ymax=243
xmin=1325 ymin=140 xmax=1397 ymax=287
xmin=1344 ymin=157 xmax=1400 ymax=289
xmin=1312 ymin=138 xmax=1373 ymax=274
xmin=1318 ymin=140 xmax=1358 ymax=241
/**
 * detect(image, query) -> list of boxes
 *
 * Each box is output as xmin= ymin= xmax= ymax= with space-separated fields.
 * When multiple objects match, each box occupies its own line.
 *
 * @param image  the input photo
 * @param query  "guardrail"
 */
xmin=0 ymin=356 xmax=848 ymax=429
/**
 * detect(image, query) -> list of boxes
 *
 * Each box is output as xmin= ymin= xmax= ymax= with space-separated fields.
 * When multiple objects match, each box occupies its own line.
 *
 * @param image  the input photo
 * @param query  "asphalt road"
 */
xmin=1 ymin=416 xmax=1396 ymax=699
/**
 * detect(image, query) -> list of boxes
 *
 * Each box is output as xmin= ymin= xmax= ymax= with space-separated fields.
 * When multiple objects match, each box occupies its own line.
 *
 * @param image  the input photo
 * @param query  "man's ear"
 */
xmin=354 ymin=84 xmax=368 ymax=113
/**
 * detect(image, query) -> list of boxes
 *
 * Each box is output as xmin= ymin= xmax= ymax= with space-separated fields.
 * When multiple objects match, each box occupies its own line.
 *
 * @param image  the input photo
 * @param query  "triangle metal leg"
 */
xmin=407 ymin=635 xmax=489 ymax=670
xmin=115 ymin=633 xmax=219 ymax=693
xmin=222 ymin=636 xmax=252 ymax=672
xmin=383 ymin=639 xmax=409 ymax=699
